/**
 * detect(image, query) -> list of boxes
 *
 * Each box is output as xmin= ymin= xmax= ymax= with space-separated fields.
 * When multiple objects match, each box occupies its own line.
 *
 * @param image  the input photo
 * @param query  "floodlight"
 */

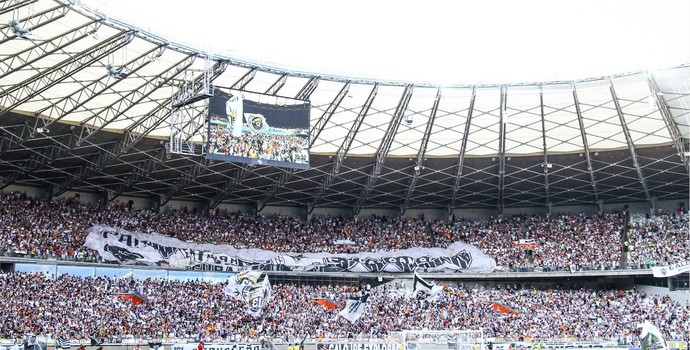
xmin=10 ymin=20 xmax=31 ymax=40
xmin=106 ymin=64 xmax=128 ymax=79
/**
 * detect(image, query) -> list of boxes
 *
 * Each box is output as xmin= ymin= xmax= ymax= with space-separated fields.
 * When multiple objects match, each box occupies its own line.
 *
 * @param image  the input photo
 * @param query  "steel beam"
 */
xmin=353 ymin=84 xmax=414 ymax=214
xmin=497 ymin=85 xmax=508 ymax=215
xmin=209 ymin=164 xmax=253 ymax=209
xmin=310 ymin=81 xmax=350 ymax=147
xmin=52 ymin=60 xmax=228 ymax=197
xmin=0 ymin=19 xmax=101 ymax=79
xmin=108 ymin=146 xmax=167 ymax=201
xmin=0 ymin=42 xmax=163 ymax=157
xmin=295 ymin=76 xmax=320 ymax=101
xmin=572 ymin=82 xmax=600 ymax=204
xmin=160 ymin=158 xmax=211 ymax=206
xmin=0 ymin=132 xmax=78 ymax=190
xmin=74 ymin=50 xmax=190 ymax=146
xmin=449 ymin=86 xmax=476 ymax=210
xmin=402 ymin=87 xmax=441 ymax=214
xmin=308 ymin=83 xmax=379 ymax=214
xmin=0 ymin=0 xmax=38 ymax=16
xmin=647 ymin=74 xmax=688 ymax=171
xmin=256 ymin=168 xmax=294 ymax=212
xmin=609 ymin=78 xmax=652 ymax=206
xmin=539 ymin=84 xmax=551 ymax=211
xmin=0 ymin=31 xmax=134 ymax=119
xmin=108 ymin=106 xmax=206 ymax=201
xmin=231 ymin=67 xmax=257 ymax=90
xmin=264 ymin=73 xmax=287 ymax=96
xmin=0 ymin=3 xmax=68 ymax=45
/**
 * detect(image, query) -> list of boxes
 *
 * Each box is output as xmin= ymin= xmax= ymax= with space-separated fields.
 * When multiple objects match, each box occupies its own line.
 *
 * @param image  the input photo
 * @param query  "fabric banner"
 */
xmin=651 ymin=260 xmax=690 ymax=278
xmin=317 ymin=344 xmax=405 ymax=350
xmin=411 ymin=272 xmax=443 ymax=301
xmin=84 ymin=225 xmax=496 ymax=273
xmin=171 ymin=344 xmax=261 ymax=350
xmin=338 ymin=293 xmax=369 ymax=323
xmin=223 ymin=270 xmax=272 ymax=316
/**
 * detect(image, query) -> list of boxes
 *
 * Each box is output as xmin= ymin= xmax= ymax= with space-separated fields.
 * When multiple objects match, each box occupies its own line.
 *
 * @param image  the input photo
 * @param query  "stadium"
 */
xmin=0 ymin=1 xmax=689 ymax=350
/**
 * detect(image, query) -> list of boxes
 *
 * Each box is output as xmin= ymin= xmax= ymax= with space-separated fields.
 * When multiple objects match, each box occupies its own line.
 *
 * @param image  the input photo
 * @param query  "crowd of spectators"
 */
xmin=628 ymin=212 xmax=690 ymax=267
xmin=0 ymin=271 xmax=687 ymax=343
xmin=208 ymin=125 xmax=309 ymax=165
xmin=0 ymin=192 xmax=687 ymax=271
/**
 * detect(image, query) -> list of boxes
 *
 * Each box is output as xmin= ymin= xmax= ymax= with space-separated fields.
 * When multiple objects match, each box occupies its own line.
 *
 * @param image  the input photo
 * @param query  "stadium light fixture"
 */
xmin=107 ymin=64 xmax=128 ymax=79
xmin=404 ymin=112 xmax=413 ymax=125
xmin=10 ymin=20 xmax=31 ymax=40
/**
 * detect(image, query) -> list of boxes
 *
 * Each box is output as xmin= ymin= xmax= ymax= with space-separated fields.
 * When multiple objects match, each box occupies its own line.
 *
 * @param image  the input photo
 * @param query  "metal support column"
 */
xmin=497 ymin=85 xmax=508 ymax=215
xmin=573 ymin=82 xmax=600 ymax=205
xmin=401 ymin=87 xmax=442 ymax=215
xmin=449 ymin=86 xmax=476 ymax=211
xmin=609 ymin=77 xmax=652 ymax=207
xmin=308 ymin=83 xmax=378 ymax=214
xmin=539 ymin=84 xmax=551 ymax=212
xmin=353 ymin=84 xmax=414 ymax=215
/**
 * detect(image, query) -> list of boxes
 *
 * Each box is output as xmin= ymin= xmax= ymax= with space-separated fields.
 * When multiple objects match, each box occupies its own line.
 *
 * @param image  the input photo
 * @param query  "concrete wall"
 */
xmin=602 ymin=201 xmax=648 ymax=215
xmin=635 ymin=284 xmax=689 ymax=305
xmin=2 ymin=183 xmax=48 ymax=198
xmin=451 ymin=207 xmax=496 ymax=220
xmin=259 ymin=205 xmax=306 ymax=219
xmin=405 ymin=208 xmax=447 ymax=220
xmin=656 ymin=198 xmax=686 ymax=213
xmin=312 ymin=206 xmax=352 ymax=218
xmin=162 ymin=199 xmax=207 ymax=213
xmin=56 ymin=190 xmax=102 ymax=205
xmin=115 ymin=195 xmax=157 ymax=211
xmin=502 ymin=206 xmax=548 ymax=217
xmin=216 ymin=202 xmax=255 ymax=215
xmin=358 ymin=208 xmax=399 ymax=219
xmin=551 ymin=204 xmax=599 ymax=215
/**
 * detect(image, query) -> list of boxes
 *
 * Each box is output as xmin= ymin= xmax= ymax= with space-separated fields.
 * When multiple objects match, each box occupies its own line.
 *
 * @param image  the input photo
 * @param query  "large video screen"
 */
xmin=206 ymin=89 xmax=310 ymax=169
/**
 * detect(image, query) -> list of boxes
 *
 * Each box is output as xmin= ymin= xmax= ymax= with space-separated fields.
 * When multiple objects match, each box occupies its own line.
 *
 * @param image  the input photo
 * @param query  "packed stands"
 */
xmin=0 ymin=192 xmax=687 ymax=271
xmin=0 ymin=271 xmax=687 ymax=342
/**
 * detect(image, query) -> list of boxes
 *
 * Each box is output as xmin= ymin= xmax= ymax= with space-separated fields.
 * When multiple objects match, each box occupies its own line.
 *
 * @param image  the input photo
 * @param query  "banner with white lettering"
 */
xmin=652 ymin=260 xmax=690 ymax=278
xmin=316 ymin=344 xmax=406 ymax=350
xmin=84 ymin=225 xmax=496 ymax=273
xmin=171 ymin=344 xmax=260 ymax=350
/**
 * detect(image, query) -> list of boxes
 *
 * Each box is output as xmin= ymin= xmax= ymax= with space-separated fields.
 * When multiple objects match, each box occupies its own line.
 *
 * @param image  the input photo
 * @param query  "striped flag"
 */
xmin=339 ymin=293 xmax=369 ymax=323
xmin=57 ymin=338 xmax=71 ymax=349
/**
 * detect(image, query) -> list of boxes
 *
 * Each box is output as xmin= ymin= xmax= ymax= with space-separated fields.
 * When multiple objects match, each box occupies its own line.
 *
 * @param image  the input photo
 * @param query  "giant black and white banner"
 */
xmin=85 ymin=225 xmax=496 ymax=273
xmin=652 ymin=260 xmax=690 ymax=278
xmin=317 ymin=343 xmax=406 ymax=350
xmin=172 ymin=344 xmax=261 ymax=350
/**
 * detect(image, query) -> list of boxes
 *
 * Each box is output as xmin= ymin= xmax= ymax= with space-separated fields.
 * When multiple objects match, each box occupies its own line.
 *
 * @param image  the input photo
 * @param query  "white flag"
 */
xmin=224 ymin=269 xmax=263 ymax=301
xmin=412 ymin=272 xmax=443 ymax=301
xmin=339 ymin=293 xmax=369 ymax=323
xmin=246 ymin=275 xmax=272 ymax=317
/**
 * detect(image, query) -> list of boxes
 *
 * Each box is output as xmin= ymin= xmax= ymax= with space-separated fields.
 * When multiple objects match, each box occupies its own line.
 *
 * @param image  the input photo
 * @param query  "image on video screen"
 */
xmin=206 ymin=89 xmax=310 ymax=169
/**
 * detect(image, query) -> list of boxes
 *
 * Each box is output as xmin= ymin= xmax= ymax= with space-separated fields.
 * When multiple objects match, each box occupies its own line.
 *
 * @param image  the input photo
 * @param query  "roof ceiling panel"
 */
xmin=344 ymin=85 xmax=403 ymax=156
xmin=504 ymin=86 xmax=543 ymax=155
xmin=388 ymin=86 xmax=437 ymax=156
xmin=424 ymin=87 xmax=473 ymax=156
xmin=575 ymin=82 xmax=628 ymax=150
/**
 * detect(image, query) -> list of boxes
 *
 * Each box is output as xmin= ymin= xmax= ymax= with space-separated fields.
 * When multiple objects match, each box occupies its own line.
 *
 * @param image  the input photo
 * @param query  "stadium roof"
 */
xmin=1 ymin=0 xmax=689 ymax=215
